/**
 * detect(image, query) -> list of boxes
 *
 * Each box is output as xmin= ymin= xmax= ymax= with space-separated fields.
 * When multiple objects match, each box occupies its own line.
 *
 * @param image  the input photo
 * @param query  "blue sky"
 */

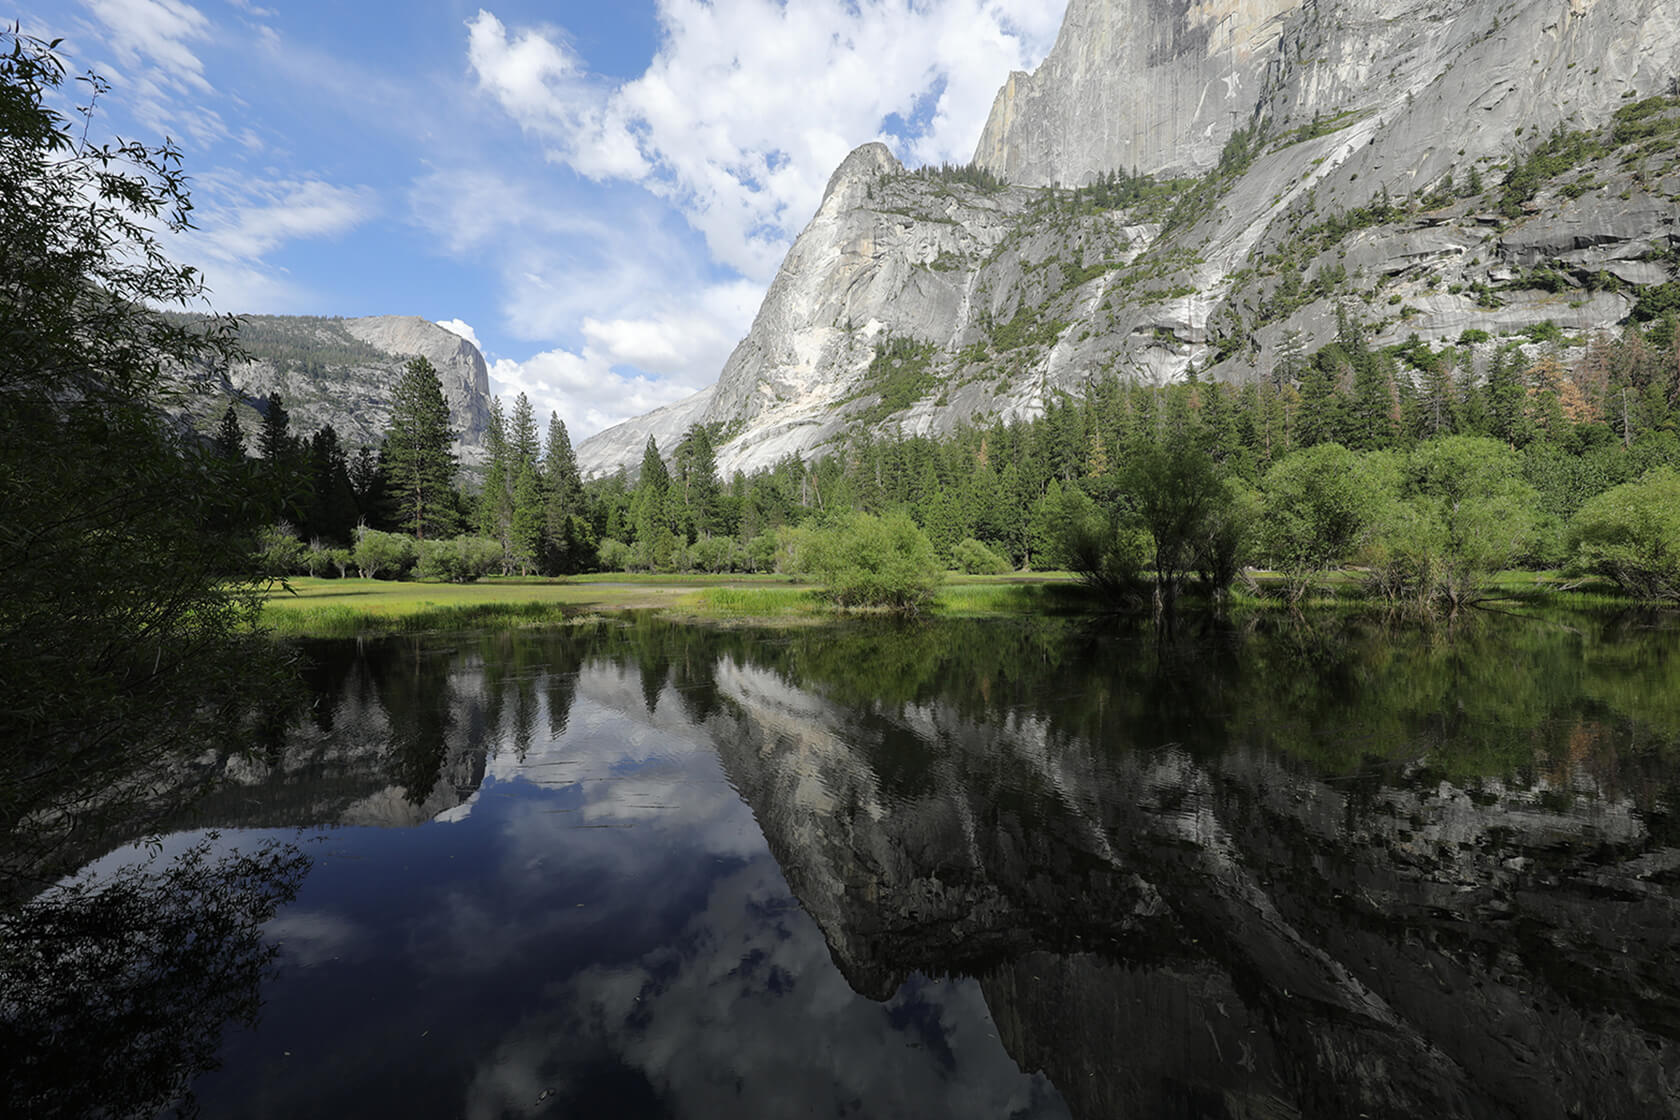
xmin=22 ymin=1 xmax=1062 ymax=437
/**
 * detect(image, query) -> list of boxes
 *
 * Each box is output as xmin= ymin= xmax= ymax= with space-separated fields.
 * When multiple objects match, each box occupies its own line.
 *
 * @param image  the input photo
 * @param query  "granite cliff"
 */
xmin=579 ymin=0 xmax=1680 ymax=478
xmin=190 ymin=314 xmax=494 ymax=465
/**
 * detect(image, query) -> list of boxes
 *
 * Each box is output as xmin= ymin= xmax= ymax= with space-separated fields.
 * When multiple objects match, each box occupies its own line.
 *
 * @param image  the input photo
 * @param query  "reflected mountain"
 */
xmin=12 ymin=612 xmax=1680 ymax=1119
xmin=694 ymin=615 xmax=1680 ymax=1120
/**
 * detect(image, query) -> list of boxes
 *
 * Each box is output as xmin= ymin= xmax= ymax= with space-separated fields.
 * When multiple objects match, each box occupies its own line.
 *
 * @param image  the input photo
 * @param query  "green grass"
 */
xmin=258 ymin=575 xmax=689 ymax=636
xmin=681 ymin=586 xmax=828 ymax=620
xmin=258 ymin=568 xmax=1660 ymax=637
xmin=935 ymin=581 xmax=1087 ymax=616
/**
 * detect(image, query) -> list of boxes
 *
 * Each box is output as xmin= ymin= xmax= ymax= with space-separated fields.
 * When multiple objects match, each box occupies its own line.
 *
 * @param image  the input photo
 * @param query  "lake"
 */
xmin=6 ymin=612 xmax=1680 ymax=1119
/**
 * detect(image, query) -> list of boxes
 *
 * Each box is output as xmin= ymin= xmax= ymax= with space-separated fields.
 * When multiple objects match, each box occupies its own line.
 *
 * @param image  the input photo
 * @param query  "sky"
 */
xmin=20 ymin=1 xmax=1064 ymax=439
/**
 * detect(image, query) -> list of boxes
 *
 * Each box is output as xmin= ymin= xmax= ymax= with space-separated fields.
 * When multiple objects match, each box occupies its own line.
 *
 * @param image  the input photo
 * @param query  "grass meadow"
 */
xmin=257 ymin=568 xmax=1639 ymax=637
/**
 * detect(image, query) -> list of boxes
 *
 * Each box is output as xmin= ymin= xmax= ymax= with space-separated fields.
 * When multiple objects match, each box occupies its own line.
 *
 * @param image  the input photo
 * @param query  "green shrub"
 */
xmin=303 ymin=542 xmax=337 ymax=578
xmin=1259 ymin=444 xmax=1385 ymax=601
xmin=256 ymin=524 xmax=308 ymax=577
xmin=1027 ymin=481 xmax=1095 ymax=570
xmin=951 ymin=537 xmax=1011 ymax=574
xmin=773 ymin=525 xmax=817 ymax=574
xmin=744 ymin=531 xmax=779 ymax=573
xmin=799 ymin=511 xmax=944 ymax=613
xmin=1363 ymin=437 xmax=1540 ymax=607
xmin=352 ymin=527 xmax=416 ymax=580
xmin=1059 ymin=505 xmax=1151 ymax=608
xmin=596 ymin=538 xmax=632 ymax=572
xmin=415 ymin=536 xmax=502 ymax=583
xmin=688 ymin=534 xmax=737 ymax=573
xmin=1568 ymin=467 xmax=1680 ymax=600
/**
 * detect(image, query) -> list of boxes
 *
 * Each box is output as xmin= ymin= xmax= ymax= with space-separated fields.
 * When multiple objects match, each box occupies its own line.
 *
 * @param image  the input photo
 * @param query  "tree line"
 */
xmin=250 ymin=294 xmax=1680 ymax=610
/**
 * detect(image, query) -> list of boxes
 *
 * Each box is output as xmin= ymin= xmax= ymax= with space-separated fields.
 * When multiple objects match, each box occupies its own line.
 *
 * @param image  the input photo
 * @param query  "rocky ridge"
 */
xmin=193 ymin=314 xmax=494 ymax=465
xmin=579 ymin=0 xmax=1680 ymax=478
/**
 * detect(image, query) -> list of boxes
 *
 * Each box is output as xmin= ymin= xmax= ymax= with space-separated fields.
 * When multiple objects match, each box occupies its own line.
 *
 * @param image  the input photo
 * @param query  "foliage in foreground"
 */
xmin=0 ymin=31 xmax=285 ymax=885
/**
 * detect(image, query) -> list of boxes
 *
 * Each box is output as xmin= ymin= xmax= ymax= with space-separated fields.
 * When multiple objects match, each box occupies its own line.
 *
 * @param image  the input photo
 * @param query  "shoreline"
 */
xmin=256 ymin=571 xmax=1660 ymax=638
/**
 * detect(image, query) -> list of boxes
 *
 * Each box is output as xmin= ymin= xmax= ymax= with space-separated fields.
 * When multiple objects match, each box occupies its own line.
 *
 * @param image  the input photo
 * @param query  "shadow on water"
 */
xmin=3 ymin=609 xmax=1680 ymax=1118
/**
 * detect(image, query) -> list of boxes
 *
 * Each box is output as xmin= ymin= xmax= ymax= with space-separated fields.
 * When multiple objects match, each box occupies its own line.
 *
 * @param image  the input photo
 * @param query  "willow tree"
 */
xmin=383 ymin=357 xmax=457 ymax=539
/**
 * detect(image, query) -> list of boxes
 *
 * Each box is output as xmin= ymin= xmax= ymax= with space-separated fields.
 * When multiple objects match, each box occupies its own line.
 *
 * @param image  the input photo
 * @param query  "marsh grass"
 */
xmin=258 ymin=569 xmax=1662 ymax=637
xmin=936 ymin=582 xmax=1088 ymax=616
xmin=263 ymin=600 xmax=587 ymax=637
xmin=683 ymin=586 xmax=827 ymax=619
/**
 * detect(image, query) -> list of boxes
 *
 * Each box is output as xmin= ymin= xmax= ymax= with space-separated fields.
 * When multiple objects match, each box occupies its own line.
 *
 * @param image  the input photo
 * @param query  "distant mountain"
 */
xmin=186 ymin=314 xmax=493 ymax=464
xmin=579 ymin=0 xmax=1680 ymax=477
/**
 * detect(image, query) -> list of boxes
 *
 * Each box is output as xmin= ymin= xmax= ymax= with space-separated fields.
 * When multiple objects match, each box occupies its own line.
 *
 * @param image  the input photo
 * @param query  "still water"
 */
xmin=9 ymin=613 xmax=1680 ymax=1118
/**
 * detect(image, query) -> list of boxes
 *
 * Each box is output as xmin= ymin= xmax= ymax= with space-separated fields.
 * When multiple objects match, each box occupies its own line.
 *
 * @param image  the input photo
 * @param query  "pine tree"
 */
xmin=384 ymin=357 xmax=457 ymax=539
xmin=510 ymin=462 xmax=545 ymax=575
xmin=543 ymin=413 xmax=584 ymax=509
xmin=258 ymin=394 xmax=292 ymax=462
xmin=349 ymin=446 xmax=385 ymax=527
xmin=631 ymin=437 xmax=676 ymax=569
xmin=302 ymin=425 xmax=360 ymax=545
xmin=542 ymin=413 xmax=591 ymax=574
xmin=509 ymin=392 xmax=540 ymax=470
xmin=1296 ymin=350 xmax=1349 ymax=448
xmin=213 ymin=403 xmax=246 ymax=460
xmin=257 ymin=393 xmax=303 ymax=512
xmin=477 ymin=397 xmax=513 ymax=564
xmin=673 ymin=424 xmax=722 ymax=537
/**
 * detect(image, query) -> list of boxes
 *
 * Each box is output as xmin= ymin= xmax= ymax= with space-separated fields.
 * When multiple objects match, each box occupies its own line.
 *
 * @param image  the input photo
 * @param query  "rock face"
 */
xmin=199 ymin=314 xmax=494 ymax=465
xmin=580 ymin=0 xmax=1680 ymax=478
xmin=974 ymin=0 xmax=1306 ymax=184
xmin=698 ymin=624 xmax=1680 ymax=1120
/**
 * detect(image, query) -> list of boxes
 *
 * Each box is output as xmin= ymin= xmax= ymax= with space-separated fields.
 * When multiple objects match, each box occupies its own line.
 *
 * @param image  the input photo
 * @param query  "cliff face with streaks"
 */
xmin=580 ymin=0 xmax=1680 ymax=478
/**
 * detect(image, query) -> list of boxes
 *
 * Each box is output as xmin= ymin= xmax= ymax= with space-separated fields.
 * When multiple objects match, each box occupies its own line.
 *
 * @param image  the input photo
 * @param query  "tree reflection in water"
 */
xmin=0 ymin=837 xmax=310 ymax=1120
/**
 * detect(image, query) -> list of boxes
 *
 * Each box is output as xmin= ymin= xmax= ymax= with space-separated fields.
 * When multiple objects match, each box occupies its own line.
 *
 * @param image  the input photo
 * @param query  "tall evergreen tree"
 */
xmin=257 ymin=394 xmax=291 ymax=462
xmin=213 ymin=403 xmax=246 ymax=460
xmin=631 ymin=437 xmax=676 ymax=568
xmin=544 ymin=413 xmax=584 ymax=509
xmin=303 ymin=425 xmax=359 ymax=545
xmin=673 ymin=424 xmax=722 ymax=537
xmin=256 ymin=393 xmax=303 ymax=513
xmin=349 ymin=446 xmax=385 ymax=528
xmin=510 ymin=463 xmax=545 ymax=575
xmin=509 ymin=392 xmax=540 ymax=470
xmin=477 ymin=397 xmax=513 ymax=565
xmin=542 ymin=413 xmax=591 ymax=574
xmin=384 ymin=357 xmax=458 ymax=539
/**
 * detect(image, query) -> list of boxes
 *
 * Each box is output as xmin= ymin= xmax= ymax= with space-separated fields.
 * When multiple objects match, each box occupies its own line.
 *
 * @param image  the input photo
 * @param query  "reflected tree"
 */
xmin=0 ymin=838 xmax=310 ymax=1119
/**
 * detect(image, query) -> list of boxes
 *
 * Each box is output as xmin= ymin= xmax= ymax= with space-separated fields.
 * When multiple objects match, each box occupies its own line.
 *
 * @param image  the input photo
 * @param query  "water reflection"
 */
xmin=0 ymin=838 xmax=309 ymax=1119
xmin=6 ymin=612 xmax=1680 ymax=1118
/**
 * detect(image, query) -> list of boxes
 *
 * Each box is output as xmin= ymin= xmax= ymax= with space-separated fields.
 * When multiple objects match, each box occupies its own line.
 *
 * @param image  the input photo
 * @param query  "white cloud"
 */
xmin=436 ymin=318 xmax=482 ymax=350
xmin=488 ymin=347 xmax=706 ymax=441
xmin=167 ymin=174 xmax=378 ymax=313
xmin=84 ymin=0 xmax=214 ymax=93
xmin=194 ymin=177 xmax=378 ymax=260
xmin=76 ymin=0 xmax=236 ymax=144
xmin=409 ymin=169 xmax=760 ymax=432
xmin=467 ymin=1 xmax=1059 ymax=283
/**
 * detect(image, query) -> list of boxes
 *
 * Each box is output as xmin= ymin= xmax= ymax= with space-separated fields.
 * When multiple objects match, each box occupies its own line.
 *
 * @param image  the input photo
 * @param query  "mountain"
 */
xmin=187 ymin=314 xmax=494 ymax=464
xmin=579 ymin=0 xmax=1680 ymax=478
